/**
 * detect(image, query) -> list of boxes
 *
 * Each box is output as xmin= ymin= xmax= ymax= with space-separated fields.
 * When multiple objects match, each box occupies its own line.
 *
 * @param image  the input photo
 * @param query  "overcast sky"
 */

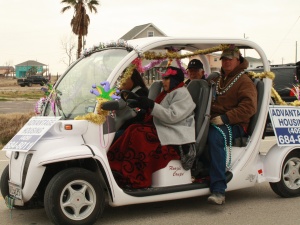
xmin=0 ymin=0 xmax=299 ymax=74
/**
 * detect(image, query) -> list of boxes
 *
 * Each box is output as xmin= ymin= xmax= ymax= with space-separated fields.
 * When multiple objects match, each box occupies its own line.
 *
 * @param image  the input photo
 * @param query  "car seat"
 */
xmin=233 ymin=78 xmax=265 ymax=147
xmin=148 ymin=81 xmax=163 ymax=100
xmin=186 ymin=79 xmax=212 ymax=176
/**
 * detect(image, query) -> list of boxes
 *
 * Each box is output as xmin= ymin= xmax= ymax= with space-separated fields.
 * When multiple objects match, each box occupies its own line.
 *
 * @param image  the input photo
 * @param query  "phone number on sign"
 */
xmin=278 ymin=135 xmax=300 ymax=144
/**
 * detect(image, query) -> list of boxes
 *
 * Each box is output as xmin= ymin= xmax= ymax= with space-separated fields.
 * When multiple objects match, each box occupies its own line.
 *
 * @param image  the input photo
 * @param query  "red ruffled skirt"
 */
xmin=107 ymin=123 xmax=180 ymax=188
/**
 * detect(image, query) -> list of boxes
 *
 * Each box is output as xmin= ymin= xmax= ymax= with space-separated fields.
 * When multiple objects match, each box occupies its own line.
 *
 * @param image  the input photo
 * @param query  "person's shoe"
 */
xmin=207 ymin=192 xmax=225 ymax=205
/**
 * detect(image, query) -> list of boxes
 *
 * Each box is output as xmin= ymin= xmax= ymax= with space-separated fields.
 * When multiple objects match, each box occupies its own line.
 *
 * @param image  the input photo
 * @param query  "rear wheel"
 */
xmin=27 ymin=82 xmax=32 ymax=87
xmin=44 ymin=168 xmax=105 ymax=225
xmin=270 ymin=151 xmax=300 ymax=197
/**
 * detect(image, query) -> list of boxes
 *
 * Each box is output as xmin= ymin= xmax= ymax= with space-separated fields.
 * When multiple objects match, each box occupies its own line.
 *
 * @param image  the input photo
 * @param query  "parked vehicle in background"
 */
xmin=17 ymin=75 xmax=49 ymax=87
xmin=249 ymin=62 xmax=300 ymax=136
xmin=249 ymin=63 xmax=300 ymax=102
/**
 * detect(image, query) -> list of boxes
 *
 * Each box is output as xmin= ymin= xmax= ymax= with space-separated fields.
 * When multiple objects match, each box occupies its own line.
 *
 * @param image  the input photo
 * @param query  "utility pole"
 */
xmin=244 ymin=33 xmax=247 ymax=57
xmin=296 ymin=41 xmax=298 ymax=63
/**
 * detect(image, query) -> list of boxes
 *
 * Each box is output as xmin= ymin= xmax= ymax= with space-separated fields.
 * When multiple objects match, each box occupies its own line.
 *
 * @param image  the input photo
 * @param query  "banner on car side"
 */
xmin=269 ymin=106 xmax=300 ymax=146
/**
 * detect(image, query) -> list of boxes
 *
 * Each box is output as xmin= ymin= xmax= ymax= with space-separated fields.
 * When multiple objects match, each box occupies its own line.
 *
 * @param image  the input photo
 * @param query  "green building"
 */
xmin=15 ymin=60 xmax=47 ymax=78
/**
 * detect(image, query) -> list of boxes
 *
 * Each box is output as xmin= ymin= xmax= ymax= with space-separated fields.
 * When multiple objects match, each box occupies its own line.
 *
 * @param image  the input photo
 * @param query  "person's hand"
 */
xmin=137 ymin=96 xmax=154 ymax=110
xmin=210 ymin=116 xmax=224 ymax=125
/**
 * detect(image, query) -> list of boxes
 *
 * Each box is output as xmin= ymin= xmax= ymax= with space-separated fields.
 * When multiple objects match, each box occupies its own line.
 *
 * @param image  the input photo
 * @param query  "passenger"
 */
xmin=114 ymin=69 xmax=149 ymax=139
xmin=207 ymin=45 xmax=257 ymax=205
xmin=185 ymin=59 xmax=205 ymax=85
xmin=108 ymin=66 xmax=196 ymax=188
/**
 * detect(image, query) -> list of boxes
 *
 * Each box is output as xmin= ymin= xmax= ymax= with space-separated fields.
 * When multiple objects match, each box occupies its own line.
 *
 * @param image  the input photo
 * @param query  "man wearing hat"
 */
xmin=185 ymin=59 xmax=205 ymax=85
xmin=207 ymin=45 xmax=257 ymax=205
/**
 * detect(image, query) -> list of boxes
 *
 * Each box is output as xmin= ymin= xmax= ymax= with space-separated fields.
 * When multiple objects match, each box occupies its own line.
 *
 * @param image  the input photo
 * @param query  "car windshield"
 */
xmin=44 ymin=48 xmax=129 ymax=119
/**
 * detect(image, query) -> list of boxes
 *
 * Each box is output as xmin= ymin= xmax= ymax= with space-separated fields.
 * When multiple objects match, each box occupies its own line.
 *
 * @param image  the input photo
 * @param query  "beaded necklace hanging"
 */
xmin=212 ymin=124 xmax=232 ymax=169
xmin=216 ymin=71 xmax=244 ymax=95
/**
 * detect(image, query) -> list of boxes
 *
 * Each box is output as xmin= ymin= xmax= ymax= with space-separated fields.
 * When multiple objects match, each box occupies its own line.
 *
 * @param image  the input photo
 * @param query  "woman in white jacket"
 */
xmin=107 ymin=66 xmax=196 ymax=188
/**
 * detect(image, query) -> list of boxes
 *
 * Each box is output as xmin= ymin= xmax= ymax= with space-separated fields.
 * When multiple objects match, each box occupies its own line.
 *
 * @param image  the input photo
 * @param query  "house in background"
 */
xmin=191 ymin=53 xmax=266 ymax=76
xmin=0 ymin=66 xmax=14 ymax=76
xmin=245 ymin=56 xmax=264 ymax=68
xmin=15 ymin=60 xmax=47 ymax=78
xmin=120 ymin=23 xmax=167 ymax=40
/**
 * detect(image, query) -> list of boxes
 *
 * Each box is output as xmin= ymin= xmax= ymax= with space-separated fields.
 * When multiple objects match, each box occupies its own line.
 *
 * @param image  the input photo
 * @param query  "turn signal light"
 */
xmin=64 ymin=124 xmax=73 ymax=130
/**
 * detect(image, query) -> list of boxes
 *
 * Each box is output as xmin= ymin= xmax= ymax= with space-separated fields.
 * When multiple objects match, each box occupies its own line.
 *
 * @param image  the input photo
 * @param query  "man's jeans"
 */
xmin=208 ymin=124 xmax=246 ymax=194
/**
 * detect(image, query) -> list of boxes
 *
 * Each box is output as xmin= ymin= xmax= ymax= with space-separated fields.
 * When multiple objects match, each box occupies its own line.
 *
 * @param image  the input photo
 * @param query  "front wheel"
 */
xmin=0 ymin=165 xmax=9 ymax=199
xmin=27 ymin=82 xmax=32 ymax=87
xmin=0 ymin=165 xmax=37 ymax=209
xmin=270 ymin=151 xmax=300 ymax=197
xmin=44 ymin=168 xmax=105 ymax=225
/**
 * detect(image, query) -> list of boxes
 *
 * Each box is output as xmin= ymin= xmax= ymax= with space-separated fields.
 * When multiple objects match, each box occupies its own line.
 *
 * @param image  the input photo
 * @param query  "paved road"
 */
xmin=1 ymin=137 xmax=300 ymax=225
xmin=0 ymin=100 xmax=36 ymax=114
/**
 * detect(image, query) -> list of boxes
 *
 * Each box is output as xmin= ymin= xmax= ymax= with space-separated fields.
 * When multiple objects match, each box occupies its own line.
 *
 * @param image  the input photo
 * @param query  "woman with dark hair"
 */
xmin=119 ymin=69 xmax=148 ymax=97
xmin=114 ymin=69 xmax=149 ymax=137
xmin=108 ymin=66 xmax=196 ymax=188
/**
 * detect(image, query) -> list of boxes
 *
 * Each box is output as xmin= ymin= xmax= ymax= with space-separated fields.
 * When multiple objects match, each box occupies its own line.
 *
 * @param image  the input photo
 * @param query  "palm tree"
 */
xmin=61 ymin=0 xmax=100 ymax=59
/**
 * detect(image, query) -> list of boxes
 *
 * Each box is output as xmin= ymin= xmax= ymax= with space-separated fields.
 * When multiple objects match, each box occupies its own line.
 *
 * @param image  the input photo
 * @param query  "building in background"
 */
xmin=15 ymin=60 xmax=48 ymax=78
xmin=0 ymin=66 xmax=14 ymax=77
xmin=120 ymin=23 xmax=167 ymax=40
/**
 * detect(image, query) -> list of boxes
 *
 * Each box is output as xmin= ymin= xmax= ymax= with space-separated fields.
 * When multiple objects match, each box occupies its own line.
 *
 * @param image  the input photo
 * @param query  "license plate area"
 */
xmin=9 ymin=182 xmax=22 ymax=199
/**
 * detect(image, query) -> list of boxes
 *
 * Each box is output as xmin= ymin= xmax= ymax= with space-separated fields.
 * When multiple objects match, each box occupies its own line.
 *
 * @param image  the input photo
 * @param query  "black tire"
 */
xmin=270 ymin=151 xmax=300 ymax=197
xmin=27 ymin=82 xmax=32 ymax=87
xmin=44 ymin=168 xmax=105 ymax=225
xmin=20 ymin=84 xmax=25 ymax=87
xmin=0 ymin=165 xmax=9 ymax=199
xmin=0 ymin=165 xmax=37 ymax=209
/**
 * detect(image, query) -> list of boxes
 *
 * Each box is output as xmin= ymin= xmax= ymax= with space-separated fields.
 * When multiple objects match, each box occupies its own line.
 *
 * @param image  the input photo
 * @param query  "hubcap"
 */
xmin=60 ymin=180 xmax=96 ymax=220
xmin=283 ymin=157 xmax=300 ymax=190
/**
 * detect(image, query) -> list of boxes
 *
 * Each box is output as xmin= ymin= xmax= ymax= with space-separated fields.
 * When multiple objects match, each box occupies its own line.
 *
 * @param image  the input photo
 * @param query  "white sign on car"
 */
xmin=3 ymin=116 xmax=61 ymax=152
xmin=269 ymin=105 xmax=300 ymax=146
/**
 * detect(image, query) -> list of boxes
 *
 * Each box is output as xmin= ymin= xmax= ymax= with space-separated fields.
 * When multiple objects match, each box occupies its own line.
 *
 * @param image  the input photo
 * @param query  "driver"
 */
xmin=113 ymin=69 xmax=149 ymax=141
xmin=107 ymin=66 xmax=196 ymax=188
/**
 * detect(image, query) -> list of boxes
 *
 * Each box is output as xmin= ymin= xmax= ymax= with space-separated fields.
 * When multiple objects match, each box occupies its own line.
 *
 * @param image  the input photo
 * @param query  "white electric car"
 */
xmin=1 ymin=37 xmax=300 ymax=225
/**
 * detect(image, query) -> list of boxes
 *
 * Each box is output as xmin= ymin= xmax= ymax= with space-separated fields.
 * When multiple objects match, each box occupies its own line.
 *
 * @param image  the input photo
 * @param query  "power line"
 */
xmin=271 ymin=16 xmax=300 ymax=59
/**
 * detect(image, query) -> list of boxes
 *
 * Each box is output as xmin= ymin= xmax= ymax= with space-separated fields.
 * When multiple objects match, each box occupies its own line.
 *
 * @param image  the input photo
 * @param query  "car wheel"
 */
xmin=270 ymin=150 xmax=300 ymax=197
xmin=0 ymin=165 xmax=36 ymax=209
xmin=44 ymin=168 xmax=105 ymax=225
xmin=20 ymin=84 xmax=25 ymax=87
xmin=28 ymin=82 xmax=32 ymax=87
xmin=0 ymin=165 xmax=9 ymax=199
